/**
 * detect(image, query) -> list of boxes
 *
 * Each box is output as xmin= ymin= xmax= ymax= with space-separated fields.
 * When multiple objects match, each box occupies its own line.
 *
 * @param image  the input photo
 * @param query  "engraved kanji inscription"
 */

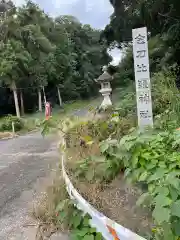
xmin=135 ymin=34 xmax=145 ymax=44
xmin=137 ymin=64 xmax=148 ymax=72
xmin=136 ymin=50 xmax=146 ymax=58
xmin=138 ymin=78 xmax=149 ymax=89
xmin=138 ymin=92 xmax=150 ymax=104
xmin=139 ymin=110 xmax=150 ymax=119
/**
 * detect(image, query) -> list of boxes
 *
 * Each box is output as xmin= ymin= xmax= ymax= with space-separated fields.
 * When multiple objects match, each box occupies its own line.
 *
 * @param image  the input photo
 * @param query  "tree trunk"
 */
xmin=20 ymin=90 xmax=25 ymax=115
xmin=57 ymin=86 xmax=62 ymax=107
xmin=42 ymin=86 xmax=46 ymax=104
xmin=38 ymin=89 xmax=42 ymax=112
xmin=11 ymin=81 xmax=20 ymax=118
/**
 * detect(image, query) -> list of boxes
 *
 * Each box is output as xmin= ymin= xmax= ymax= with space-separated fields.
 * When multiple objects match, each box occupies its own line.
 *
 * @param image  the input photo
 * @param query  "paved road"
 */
xmin=0 ymin=132 xmax=59 ymax=239
xmin=0 ymin=107 xmax=91 ymax=240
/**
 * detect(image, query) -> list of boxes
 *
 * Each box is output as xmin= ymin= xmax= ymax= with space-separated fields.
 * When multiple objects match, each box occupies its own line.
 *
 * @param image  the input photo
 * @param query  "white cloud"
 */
xmin=12 ymin=0 xmax=118 ymax=64
xmin=109 ymin=48 xmax=122 ymax=66
xmin=39 ymin=0 xmax=113 ymax=29
xmin=12 ymin=0 xmax=113 ymax=29
xmin=53 ymin=0 xmax=79 ymax=8
xmin=12 ymin=0 xmax=25 ymax=6
xmin=53 ymin=0 xmax=112 ymax=14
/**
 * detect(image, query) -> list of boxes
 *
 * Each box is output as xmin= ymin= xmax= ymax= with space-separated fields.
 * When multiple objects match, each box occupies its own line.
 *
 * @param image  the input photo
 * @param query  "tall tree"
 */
xmin=18 ymin=1 xmax=54 ymax=111
xmin=0 ymin=39 xmax=31 ymax=117
xmin=0 ymin=1 xmax=112 ymax=116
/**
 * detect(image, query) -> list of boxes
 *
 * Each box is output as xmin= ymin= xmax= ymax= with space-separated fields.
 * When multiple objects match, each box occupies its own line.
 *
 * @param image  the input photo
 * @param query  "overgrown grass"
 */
xmin=36 ymin=85 xmax=167 ymax=237
xmin=32 ymin=167 xmax=104 ymax=240
xmin=64 ymin=115 xmax=153 ymax=237
xmin=32 ymin=173 xmax=68 ymax=227
xmin=0 ymin=97 xmax=102 ymax=138
xmin=62 ymin=70 xmax=180 ymax=239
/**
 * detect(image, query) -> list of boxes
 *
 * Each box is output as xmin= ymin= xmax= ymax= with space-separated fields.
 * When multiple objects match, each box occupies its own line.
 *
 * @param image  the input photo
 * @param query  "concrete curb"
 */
xmin=0 ymin=128 xmax=40 ymax=141
xmin=0 ymin=134 xmax=18 ymax=141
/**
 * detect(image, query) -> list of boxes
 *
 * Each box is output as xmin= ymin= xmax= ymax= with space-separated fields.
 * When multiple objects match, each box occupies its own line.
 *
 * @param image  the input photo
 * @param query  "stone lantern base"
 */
xmin=99 ymin=88 xmax=112 ymax=109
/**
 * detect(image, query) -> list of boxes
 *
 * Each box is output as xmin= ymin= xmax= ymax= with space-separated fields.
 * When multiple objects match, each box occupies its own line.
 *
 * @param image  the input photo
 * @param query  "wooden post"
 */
xmin=38 ymin=89 xmax=42 ymax=112
xmin=57 ymin=86 xmax=62 ymax=107
xmin=20 ymin=90 xmax=25 ymax=115
xmin=12 ymin=121 xmax=15 ymax=135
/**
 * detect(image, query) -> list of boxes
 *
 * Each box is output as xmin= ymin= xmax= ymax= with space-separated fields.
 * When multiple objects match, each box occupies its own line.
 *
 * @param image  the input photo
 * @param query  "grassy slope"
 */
xmin=0 ymin=97 xmax=102 ymax=138
xmin=65 ymin=87 xmax=153 ymax=238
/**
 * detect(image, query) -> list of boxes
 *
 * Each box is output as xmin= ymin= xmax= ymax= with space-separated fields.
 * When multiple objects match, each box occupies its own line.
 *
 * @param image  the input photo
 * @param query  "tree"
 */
xmin=18 ymin=2 xmax=54 ymax=111
xmin=0 ymin=39 xmax=31 ymax=117
xmin=103 ymin=0 xmax=180 ymax=67
xmin=102 ymin=0 xmax=180 ymax=89
xmin=0 ymin=1 xmax=112 ymax=116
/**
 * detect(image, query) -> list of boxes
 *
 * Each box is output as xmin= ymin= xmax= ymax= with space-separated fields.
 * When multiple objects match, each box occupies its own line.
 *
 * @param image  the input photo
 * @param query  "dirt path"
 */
xmin=0 ymin=132 xmax=60 ymax=239
xmin=97 ymin=176 xmax=153 ymax=237
xmin=73 ymin=174 xmax=153 ymax=238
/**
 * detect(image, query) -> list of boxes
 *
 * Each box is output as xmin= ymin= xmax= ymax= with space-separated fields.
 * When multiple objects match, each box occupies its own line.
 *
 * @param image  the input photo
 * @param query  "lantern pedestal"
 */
xmin=99 ymin=88 xmax=112 ymax=109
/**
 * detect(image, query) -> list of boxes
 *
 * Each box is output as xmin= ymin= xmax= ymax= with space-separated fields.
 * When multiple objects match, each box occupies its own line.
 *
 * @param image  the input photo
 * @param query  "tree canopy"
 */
xmin=0 ymin=0 xmax=111 ymax=116
xmin=103 ymin=0 xmax=180 ymax=87
xmin=104 ymin=0 xmax=180 ymax=48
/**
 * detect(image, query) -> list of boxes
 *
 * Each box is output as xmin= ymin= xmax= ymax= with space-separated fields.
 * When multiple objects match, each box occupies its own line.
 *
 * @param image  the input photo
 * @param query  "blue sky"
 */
xmin=13 ymin=0 xmax=121 ymax=65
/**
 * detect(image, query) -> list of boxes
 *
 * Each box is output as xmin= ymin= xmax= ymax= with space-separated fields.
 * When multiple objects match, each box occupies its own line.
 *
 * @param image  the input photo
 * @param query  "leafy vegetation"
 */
xmin=38 ymin=66 xmax=180 ymax=238
xmin=101 ymin=4 xmax=180 ymax=236
xmin=33 ymin=170 xmax=102 ymax=240
xmin=62 ymin=74 xmax=180 ymax=239
xmin=29 ymin=0 xmax=180 ymax=238
xmin=56 ymin=199 xmax=103 ymax=240
xmin=72 ymin=139 xmax=123 ymax=183
xmin=65 ymin=118 xmax=180 ymax=239
xmin=117 ymin=129 xmax=180 ymax=239
xmin=104 ymin=0 xmax=180 ymax=71
xmin=0 ymin=114 xmax=24 ymax=131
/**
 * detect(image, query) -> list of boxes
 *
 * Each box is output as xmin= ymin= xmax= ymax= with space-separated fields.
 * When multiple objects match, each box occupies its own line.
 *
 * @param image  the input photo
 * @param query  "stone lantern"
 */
xmin=95 ymin=66 xmax=113 ymax=109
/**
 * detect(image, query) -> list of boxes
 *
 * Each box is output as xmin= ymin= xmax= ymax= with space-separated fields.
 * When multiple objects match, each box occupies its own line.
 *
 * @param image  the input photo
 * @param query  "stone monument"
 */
xmin=95 ymin=66 xmax=113 ymax=109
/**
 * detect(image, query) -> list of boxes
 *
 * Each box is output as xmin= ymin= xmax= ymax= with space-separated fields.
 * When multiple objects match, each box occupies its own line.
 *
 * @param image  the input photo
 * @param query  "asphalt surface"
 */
xmin=0 ymin=132 xmax=60 ymax=239
xmin=0 ymin=107 xmax=91 ymax=239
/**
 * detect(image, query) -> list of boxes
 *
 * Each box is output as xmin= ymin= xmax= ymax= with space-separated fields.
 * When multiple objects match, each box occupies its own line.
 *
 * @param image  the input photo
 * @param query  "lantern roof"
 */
xmin=96 ymin=71 xmax=112 ymax=83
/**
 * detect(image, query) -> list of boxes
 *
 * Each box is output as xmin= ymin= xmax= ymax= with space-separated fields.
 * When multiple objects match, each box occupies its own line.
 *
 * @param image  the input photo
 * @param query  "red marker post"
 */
xmin=45 ymin=102 xmax=51 ymax=120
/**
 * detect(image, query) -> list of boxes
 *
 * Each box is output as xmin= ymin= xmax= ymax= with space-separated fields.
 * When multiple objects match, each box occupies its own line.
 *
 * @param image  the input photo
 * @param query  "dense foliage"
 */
xmin=102 ymin=0 xmax=180 ymax=89
xmin=119 ymin=130 xmax=180 ymax=239
xmin=62 ymin=72 xmax=180 ymax=239
xmin=64 ymin=113 xmax=180 ymax=239
xmin=104 ymin=0 xmax=180 ymax=56
xmin=56 ymin=198 xmax=103 ymax=240
xmin=0 ymin=1 xmax=111 ymax=117
xmin=37 ymin=0 xmax=180 ymax=239
xmin=0 ymin=114 xmax=24 ymax=131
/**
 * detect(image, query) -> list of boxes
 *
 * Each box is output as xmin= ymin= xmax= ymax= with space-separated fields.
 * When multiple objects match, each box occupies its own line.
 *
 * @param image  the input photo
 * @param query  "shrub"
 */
xmin=152 ymin=71 xmax=180 ymax=116
xmin=70 ymin=138 xmax=124 ymax=183
xmin=65 ymin=114 xmax=135 ymax=149
xmin=116 ymin=129 xmax=180 ymax=239
xmin=154 ymin=110 xmax=180 ymax=131
xmin=0 ymin=115 xmax=24 ymax=132
xmin=114 ymin=85 xmax=136 ymax=118
xmin=55 ymin=199 xmax=103 ymax=240
xmin=115 ymin=92 xmax=136 ymax=117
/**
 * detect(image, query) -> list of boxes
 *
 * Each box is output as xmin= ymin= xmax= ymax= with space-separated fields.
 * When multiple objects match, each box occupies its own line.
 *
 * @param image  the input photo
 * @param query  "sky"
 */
xmin=13 ymin=0 xmax=122 ymax=65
